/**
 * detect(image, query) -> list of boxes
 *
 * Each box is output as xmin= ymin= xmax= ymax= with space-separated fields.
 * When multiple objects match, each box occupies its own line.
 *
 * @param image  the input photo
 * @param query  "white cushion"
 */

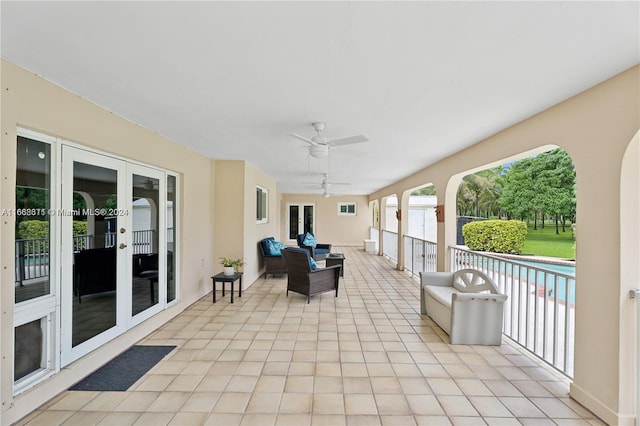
xmin=424 ymin=285 xmax=457 ymax=307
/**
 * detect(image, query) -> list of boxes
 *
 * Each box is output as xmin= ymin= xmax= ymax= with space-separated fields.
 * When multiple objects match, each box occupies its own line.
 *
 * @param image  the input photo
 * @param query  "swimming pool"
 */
xmin=497 ymin=259 xmax=575 ymax=304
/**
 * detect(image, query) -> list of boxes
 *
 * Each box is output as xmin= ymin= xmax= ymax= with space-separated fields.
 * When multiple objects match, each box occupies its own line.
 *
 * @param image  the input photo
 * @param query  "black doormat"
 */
xmin=70 ymin=345 xmax=176 ymax=391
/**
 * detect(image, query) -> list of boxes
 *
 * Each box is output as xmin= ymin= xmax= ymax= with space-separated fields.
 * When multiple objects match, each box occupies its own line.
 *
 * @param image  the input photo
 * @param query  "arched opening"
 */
xmin=403 ymin=184 xmax=439 ymax=276
xmin=447 ymin=145 xmax=578 ymax=377
xmin=620 ymin=130 xmax=640 ymax=421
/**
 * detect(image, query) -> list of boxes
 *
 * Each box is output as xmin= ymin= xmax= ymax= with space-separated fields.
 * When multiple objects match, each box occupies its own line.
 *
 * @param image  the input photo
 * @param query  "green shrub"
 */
xmin=462 ymin=220 xmax=527 ymax=254
xmin=16 ymin=220 xmax=49 ymax=240
xmin=72 ymin=221 xmax=87 ymax=236
xmin=17 ymin=220 xmax=87 ymax=239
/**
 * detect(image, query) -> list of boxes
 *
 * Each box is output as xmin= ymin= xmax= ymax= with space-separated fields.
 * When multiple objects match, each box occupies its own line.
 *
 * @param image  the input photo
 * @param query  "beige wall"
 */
xmin=243 ymin=161 xmax=279 ymax=285
xmin=213 ymin=159 xmax=280 ymax=286
xmin=214 ymin=159 xmax=245 ymax=271
xmin=280 ymin=194 xmax=372 ymax=246
xmin=370 ymin=65 xmax=640 ymax=425
xmin=0 ymin=60 xmax=217 ymax=423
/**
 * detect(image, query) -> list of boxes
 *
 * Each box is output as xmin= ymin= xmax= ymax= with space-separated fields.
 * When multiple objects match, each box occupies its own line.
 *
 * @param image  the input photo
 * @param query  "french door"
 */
xmin=61 ymin=147 xmax=165 ymax=365
xmin=287 ymin=203 xmax=315 ymax=241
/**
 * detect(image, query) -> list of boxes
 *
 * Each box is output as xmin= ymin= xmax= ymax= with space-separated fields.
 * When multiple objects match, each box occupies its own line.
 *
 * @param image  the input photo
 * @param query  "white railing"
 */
xmin=403 ymin=235 xmax=437 ymax=277
xmin=382 ymin=230 xmax=398 ymax=262
xmin=16 ymin=230 xmax=155 ymax=283
xmin=450 ymin=246 xmax=575 ymax=377
xmin=73 ymin=234 xmax=93 ymax=252
xmin=132 ymin=230 xmax=154 ymax=254
xmin=15 ymin=239 xmax=49 ymax=285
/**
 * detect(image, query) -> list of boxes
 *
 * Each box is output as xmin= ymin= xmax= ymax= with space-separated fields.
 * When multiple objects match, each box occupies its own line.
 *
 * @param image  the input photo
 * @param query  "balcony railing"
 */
xmin=403 ymin=235 xmax=437 ymax=277
xmin=382 ymin=230 xmax=398 ymax=262
xmin=15 ymin=230 xmax=155 ymax=284
xmin=14 ymin=238 xmax=49 ymax=285
xmin=450 ymin=246 xmax=575 ymax=377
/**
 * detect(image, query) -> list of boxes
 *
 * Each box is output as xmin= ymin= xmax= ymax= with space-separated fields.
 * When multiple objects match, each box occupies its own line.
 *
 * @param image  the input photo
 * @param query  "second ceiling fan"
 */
xmin=303 ymin=173 xmax=350 ymax=198
xmin=290 ymin=122 xmax=369 ymax=158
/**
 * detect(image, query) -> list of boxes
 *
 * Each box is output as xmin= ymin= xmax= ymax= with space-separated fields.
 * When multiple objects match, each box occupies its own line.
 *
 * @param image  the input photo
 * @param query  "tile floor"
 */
xmin=18 ymin=247 xmax=603 ymax=425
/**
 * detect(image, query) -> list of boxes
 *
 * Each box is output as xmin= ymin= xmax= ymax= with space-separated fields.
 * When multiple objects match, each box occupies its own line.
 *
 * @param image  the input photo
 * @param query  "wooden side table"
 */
xmin=211 ymin=272 xmax=243 ymax=303
xmin=325 ymin=254 xmax=345 ymax=277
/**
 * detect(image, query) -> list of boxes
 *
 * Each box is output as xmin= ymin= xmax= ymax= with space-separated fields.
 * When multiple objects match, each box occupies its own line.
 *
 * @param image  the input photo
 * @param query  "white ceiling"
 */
xmin=2 ymin=1 xmax=638 ymax=196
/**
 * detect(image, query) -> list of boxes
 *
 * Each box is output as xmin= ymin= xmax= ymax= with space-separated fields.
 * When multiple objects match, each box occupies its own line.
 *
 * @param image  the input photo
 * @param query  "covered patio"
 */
xmin=17 ymin=247 xmax=598 ymax=425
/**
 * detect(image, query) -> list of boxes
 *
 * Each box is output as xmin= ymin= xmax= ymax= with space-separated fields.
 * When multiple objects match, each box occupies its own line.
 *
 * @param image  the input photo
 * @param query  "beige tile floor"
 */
xmin=18 ymin=247 xmax=603 ymax=426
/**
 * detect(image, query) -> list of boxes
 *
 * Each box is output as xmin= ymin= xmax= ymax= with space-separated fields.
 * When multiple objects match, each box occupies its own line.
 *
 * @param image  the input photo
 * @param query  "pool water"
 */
xmin=489 ymin=259 xmax=576 ymax=305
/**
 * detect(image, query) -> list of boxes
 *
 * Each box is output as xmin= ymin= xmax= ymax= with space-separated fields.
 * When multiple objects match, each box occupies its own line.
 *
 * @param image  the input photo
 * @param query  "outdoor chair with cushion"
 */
xmin=258 ymin=237 xmax=288 ymax=278
xmin=281 ymin=247 xmax=341 ymax=303
xmin=296 ymin=232 xmax=332 ymax=261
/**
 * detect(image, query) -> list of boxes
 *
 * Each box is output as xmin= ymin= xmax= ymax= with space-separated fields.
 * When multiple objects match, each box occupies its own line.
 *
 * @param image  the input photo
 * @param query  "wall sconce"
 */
xmin=435 ymin=205 xmax=444 ymax=222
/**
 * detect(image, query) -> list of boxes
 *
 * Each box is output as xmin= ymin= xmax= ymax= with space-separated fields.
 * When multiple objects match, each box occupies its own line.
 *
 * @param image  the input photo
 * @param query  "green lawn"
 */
xmin=521 ymin=222 xmax=575 ymax=259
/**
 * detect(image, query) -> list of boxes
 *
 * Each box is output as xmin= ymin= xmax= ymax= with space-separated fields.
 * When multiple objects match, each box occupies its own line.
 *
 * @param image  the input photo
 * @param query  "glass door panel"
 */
xmin=303 ymin=205 xmax=314 ymax=234
xmin=287 ymin=203 xmax=315 ymax=241
xmin=15 ymin=136 xmax=52 ymax=302
xmin=61 ymin=147 xmax=126 ymax=365
xmin=71 ymin=162 xmax=118 ymax=347
xmin=167 ymin=175 xmax=177 ymax=303
xmin=130 ymin=168 xmax=163 ymax=320
xmin=288 ymin=205 xmax=299 ymax=240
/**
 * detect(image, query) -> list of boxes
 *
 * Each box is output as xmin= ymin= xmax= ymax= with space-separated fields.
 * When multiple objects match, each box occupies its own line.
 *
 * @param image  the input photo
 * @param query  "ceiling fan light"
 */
xmin=310 ymin=145 xmax=329 ymax=158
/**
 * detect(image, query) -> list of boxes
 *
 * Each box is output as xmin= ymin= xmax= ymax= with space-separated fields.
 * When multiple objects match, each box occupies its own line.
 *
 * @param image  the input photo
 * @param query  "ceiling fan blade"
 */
xmin=325 ymin=182 xmax=351 ymax=186
xmin=289 ymin=133 xmax=317 ymax=145
xmin=327 ymin=135 xmax=369 ymax=146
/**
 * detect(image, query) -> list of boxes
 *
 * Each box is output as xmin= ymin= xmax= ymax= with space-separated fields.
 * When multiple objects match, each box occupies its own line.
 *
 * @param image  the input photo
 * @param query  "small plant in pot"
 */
xmin=220 ymin=257 xmax=244 ymax=276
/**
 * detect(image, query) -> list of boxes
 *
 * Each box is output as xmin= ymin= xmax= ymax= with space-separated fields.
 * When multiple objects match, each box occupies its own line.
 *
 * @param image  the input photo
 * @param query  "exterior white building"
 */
xmin=385 ymin=196 xmax=437 ymax=242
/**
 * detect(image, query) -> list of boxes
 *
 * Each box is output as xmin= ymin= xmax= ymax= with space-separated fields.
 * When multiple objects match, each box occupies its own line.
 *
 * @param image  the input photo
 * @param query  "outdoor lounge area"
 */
xmin=1 ymin=2 xmax=639 ymax=425
xmin=16 ymin=247 xmax=600 ymax=425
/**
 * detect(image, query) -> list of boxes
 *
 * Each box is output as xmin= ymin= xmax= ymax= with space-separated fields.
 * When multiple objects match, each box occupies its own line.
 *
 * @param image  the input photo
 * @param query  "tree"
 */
xmin=532 ymin=149 xmax=576 ymax=234
xmin=499 ymin=149 xmax=576 ymax=232
xmin=499 ymin=157 xmax=537 ymax=223
xmin=411 ymin=186 xmax=437 ymax=196
xmin=457 ymin=167 xmax=503 ymax=218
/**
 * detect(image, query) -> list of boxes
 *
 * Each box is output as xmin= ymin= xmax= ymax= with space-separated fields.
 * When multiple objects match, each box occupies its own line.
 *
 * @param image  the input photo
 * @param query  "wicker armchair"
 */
xmin=296 ymin=233 xmax=332 ymax=261
xmin=258 ymin=237 xmax=288 ymax=278
xmin=281 ymin=247 xmax=341 ymax=303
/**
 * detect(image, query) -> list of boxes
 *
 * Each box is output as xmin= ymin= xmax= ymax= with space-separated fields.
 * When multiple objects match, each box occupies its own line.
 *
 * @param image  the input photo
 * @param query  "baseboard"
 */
xmin=570 ymin=382 xmax=635 ymax=425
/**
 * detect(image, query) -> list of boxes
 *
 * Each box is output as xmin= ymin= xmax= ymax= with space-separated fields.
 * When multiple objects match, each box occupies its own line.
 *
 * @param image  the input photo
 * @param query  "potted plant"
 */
xmin=220 ymin=257 xmax=244 ymax=276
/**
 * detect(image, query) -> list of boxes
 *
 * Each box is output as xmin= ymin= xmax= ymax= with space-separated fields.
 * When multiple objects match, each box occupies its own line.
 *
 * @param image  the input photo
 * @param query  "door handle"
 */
xmin=119 ymin=243 xmax=127 ymax=249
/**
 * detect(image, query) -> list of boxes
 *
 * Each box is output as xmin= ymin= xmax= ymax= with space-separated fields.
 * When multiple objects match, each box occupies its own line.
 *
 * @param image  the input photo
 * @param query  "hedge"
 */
xmin=462 ymin=219 xmax=527 ymax=254
xmin=17 ymin=220 xmax=87 ymax=240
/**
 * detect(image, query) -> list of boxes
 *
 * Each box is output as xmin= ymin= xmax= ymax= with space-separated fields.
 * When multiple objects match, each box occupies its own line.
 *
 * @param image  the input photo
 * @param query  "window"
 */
xmin=338 ymin=202 xmax=357 ymax=216
xmin=256 ymin=186 xmax=268 ymax=223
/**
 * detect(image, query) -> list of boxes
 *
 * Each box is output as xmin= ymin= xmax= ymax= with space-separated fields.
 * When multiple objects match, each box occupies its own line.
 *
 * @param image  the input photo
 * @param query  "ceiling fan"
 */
xmin=290 ymin=122 xmax=369 ymax=158
xmin=304 ymin=173 xmax=350 ymax=198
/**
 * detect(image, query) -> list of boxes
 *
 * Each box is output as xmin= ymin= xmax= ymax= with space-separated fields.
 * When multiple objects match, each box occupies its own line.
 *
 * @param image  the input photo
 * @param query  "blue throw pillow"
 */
xmin=309 ymin=257 xmax=317 ymax=270
xmin=302 ymin=232 xmax=317 ymax=248
xmin=268 ymin=240 xmax=286 ymax=255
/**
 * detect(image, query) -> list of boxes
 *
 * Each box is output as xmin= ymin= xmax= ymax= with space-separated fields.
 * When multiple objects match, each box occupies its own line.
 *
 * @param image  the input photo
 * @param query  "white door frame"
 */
xmin=286 ymin=202 xmax=316 ymax=242
xmin=127 ymin=164 xmax=166 ymax=327
xmin=60 ymin=147 xmax=169 ymax=365
xmin=61 ymin=146 xmax=127 ymax=365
